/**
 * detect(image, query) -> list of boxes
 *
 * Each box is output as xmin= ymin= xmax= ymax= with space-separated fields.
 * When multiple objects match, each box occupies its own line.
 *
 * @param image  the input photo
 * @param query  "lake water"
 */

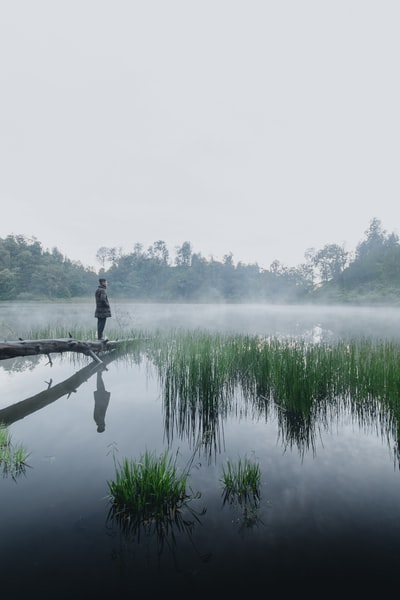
xmin=1 ymin=302 xmax=400 ymax=596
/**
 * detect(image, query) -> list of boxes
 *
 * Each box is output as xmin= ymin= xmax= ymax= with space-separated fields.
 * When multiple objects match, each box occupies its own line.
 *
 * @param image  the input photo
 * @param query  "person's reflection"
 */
xmin=93 ymin=368 xmax=111 ymax=433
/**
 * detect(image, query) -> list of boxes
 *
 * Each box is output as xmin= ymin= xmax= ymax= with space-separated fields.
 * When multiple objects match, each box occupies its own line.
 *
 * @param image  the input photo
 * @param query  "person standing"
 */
xmin=95 ymin=278 xmax=111 ymax=340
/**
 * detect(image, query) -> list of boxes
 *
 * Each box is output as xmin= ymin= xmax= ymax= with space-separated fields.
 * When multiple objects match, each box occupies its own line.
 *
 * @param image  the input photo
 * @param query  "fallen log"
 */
xmin=0 ymin=338 xmax=133 ymax=363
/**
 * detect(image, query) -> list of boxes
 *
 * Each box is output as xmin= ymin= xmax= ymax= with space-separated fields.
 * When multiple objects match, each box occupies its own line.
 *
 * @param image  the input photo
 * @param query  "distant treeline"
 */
xmin=1 ymin=218 xmax=400 ymax=304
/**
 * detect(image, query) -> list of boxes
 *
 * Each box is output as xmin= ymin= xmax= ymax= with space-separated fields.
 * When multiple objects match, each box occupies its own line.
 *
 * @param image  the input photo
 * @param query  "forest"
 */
xmin=1 ymin=218 xmax=399 ymax=304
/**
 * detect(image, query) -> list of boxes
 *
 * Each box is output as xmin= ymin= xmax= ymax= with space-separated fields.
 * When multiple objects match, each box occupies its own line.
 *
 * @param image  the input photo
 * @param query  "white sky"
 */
xmin=1 ymin=0 xmax=399 ymax=271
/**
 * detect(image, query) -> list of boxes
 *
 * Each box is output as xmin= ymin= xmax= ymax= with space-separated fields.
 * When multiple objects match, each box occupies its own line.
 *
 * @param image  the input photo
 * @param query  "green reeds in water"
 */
xmin=151 ymin=331 xmax=400 ymax=454
xmin=107 ymin=446 xmax=208 ymax=556
xmin=221 ymin=455 xmax=261 ymax=505
xmin=108 ymin=449 xmax=188 ymax=517
xmin=0 ymin=423 xmax=30 ymax=479
xmin=106 ymin=448 xmax=203 ymax=537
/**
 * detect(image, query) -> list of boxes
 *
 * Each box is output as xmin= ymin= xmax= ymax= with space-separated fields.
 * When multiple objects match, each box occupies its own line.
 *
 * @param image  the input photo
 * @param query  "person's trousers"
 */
xmin=97 ymin=317 xmax=107 ymax=340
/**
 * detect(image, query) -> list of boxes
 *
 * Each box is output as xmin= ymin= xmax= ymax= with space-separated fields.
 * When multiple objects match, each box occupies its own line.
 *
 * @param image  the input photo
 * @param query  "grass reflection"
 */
xmin=106 ymin=497 xmax=206 ymax=547
xmin=146 ymin=331 xmax=400 ymax=458
xmin=220 ymin=454 xmax=263 ymax=530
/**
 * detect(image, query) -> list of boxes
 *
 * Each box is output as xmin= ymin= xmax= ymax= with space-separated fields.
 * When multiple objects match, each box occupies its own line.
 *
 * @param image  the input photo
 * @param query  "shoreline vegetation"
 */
xmin=2 ymin=219 xmax=400 ymax=305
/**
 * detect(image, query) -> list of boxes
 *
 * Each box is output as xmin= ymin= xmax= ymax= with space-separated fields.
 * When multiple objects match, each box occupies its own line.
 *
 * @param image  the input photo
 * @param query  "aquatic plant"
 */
xmin=106 ymin=445 xmax=207 ymax=559
xmin=0 ymin=424 xmax=11 ymax=447
xmin=107 ymin=448 xmax=195 ymax=523
xmin=221 ymin=455 xmax=261 ymax=504
xmin=0 ymin=423 xmax=30 ymax=479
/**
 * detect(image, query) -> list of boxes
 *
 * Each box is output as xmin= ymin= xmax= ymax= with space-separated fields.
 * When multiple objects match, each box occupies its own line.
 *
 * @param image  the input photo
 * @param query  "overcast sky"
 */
xmin=1 ymin=0 xmax=399 ymax=271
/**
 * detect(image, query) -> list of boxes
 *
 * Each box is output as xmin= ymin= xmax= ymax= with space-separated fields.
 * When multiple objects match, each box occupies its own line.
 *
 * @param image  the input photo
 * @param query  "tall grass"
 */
xmin=107 ymin=449 xmax=189 ymax=518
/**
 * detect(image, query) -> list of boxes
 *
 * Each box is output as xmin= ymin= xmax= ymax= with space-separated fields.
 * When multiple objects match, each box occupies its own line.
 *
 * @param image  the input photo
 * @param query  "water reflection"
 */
xmin=2 ymin=335 xmax=400 ymax=467
xmin=93 ymin=369 xmax=111 ymax=433
xmin=0 ymin=348 xmax=128 ymax=427
xmin=0 ymin=354 xmax=42 ymax=373
xmin=107 ymin=496 xmax=206 ymax=544
xmin=221 ymin=478 xmax=263 ymax=532
xmin=106 ymin=491 xmax=210 ymax=577
xmin=222 ymin=495 xmax=264 ymax=533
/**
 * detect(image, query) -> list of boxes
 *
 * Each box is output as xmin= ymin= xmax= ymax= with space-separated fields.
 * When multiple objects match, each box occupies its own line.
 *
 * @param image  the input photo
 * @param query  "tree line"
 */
xmin=1 ymin=218 xmax=399 ymax=304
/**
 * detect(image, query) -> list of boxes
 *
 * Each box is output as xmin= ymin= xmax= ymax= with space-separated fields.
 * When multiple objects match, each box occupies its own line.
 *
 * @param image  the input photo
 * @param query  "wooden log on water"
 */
xmin=0 ymin=338 xmax=132 ymax=362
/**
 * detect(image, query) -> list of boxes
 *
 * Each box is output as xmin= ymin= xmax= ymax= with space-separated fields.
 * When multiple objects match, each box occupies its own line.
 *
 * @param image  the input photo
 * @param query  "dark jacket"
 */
xmin=95 ymin=284 xmax=111 ymax=318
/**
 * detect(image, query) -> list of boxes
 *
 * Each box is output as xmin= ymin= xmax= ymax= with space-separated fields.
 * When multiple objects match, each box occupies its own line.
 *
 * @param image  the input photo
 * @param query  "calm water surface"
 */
xmin=1 ymin=303 xmax=400 ymax=596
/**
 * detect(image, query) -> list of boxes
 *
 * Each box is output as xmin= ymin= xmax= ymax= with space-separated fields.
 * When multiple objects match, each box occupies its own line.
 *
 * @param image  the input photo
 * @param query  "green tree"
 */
xmin=356 ymin=217 xmax=386 ymax=260
xmin=147 ymin=240 xmax=170 ymax=265
xmin=312 ymin=243 xmax=348 ymax=283
xmin=0 ymin=268 xmax=16 ymax=300
xmin=175 ymin=241 xmax=192 ymax=267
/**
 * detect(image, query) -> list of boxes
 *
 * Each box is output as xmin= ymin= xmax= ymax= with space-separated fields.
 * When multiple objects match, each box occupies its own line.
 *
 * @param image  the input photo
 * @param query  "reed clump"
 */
xmin=107 ymin=449 xmax=192 ymax=524
xmin=221 ymin=455 xmax=261 ymax=504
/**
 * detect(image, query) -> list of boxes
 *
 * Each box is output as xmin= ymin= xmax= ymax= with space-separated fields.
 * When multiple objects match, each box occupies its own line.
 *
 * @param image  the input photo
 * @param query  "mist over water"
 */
xmin=1 ymin=301 xmax=400 ymax=340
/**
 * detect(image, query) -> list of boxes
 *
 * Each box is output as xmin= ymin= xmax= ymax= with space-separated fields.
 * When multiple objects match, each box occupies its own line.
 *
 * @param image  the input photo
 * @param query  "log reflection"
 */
xmin=0 ymin=349 xmax=125 ymax=426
